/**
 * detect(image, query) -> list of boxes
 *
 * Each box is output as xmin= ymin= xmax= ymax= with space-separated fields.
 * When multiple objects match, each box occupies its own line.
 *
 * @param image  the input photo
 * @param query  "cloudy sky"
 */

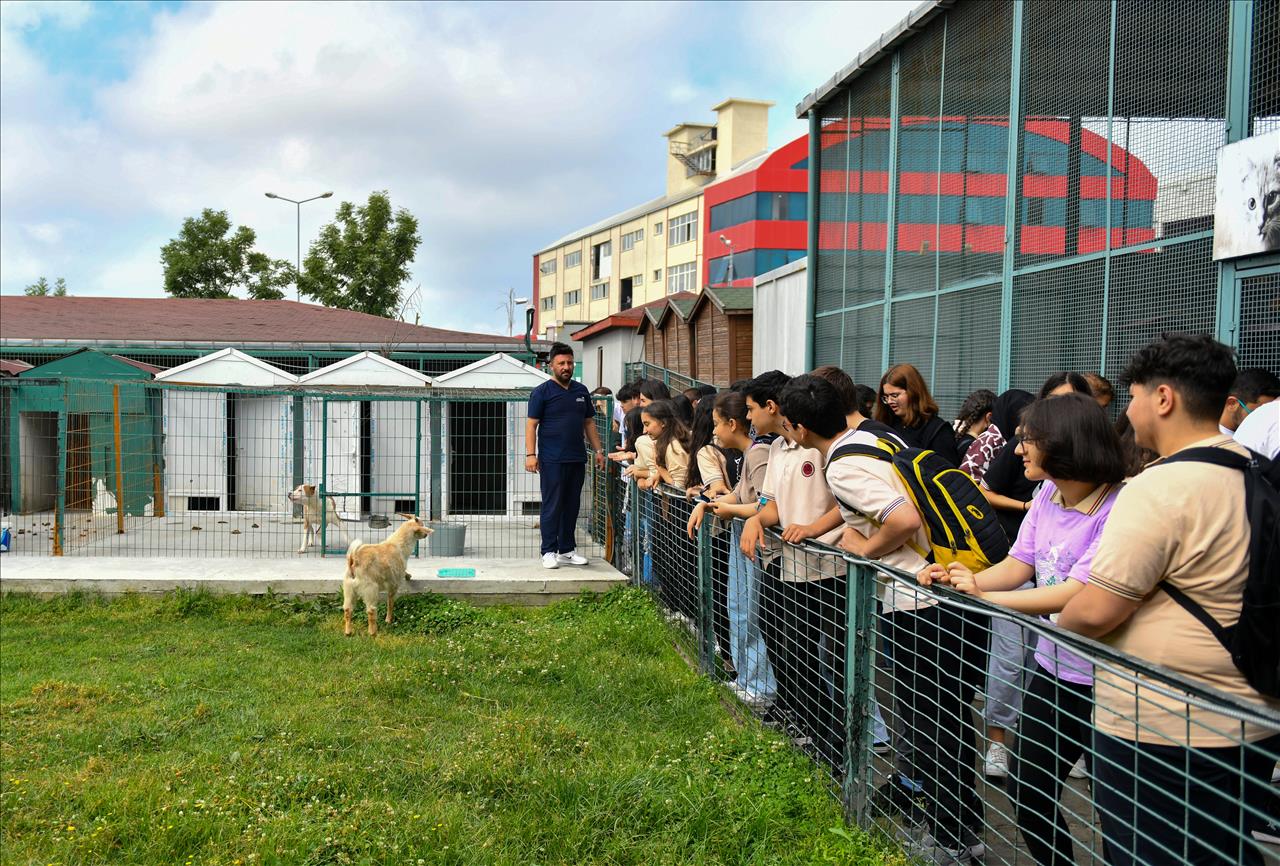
xmin=0 ymin=0 xmax=917 ymax=335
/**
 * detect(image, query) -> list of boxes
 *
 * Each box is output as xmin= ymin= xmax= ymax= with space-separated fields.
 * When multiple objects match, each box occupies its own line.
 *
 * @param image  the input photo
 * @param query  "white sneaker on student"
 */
xmin=984 ymin=742 xmax=1009 ymax=779
xmin=728 ymin=682 xmax=774 ymax=712
xmin=557 ymin=550 xmax=588 ymax=566
xmin=541 ymin=552 xmax=560 ymax=569
xmin=1068 ymin=756 xmax=1088 ymax=779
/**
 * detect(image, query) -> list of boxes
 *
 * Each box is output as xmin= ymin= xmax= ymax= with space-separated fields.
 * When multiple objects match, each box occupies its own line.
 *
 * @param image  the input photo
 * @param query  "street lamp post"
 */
xmin=719 ymin=234 xmax=734 ymax=286
xmin=498 ymin=288 xmax=530 ymax=336
xmin=265 ymin=191 xmax=334 ymax=300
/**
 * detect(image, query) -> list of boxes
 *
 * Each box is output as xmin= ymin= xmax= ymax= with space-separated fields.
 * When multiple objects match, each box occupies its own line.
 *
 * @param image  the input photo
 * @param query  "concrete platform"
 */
xmin=0 ymin=556 xmax=627 ymax=606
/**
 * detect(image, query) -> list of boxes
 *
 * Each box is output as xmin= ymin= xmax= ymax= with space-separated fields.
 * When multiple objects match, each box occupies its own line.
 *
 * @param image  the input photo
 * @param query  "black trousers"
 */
xmin=538 ymin=461 xmax=585 ymax=555
xmin=1007 ymin=667 xmax=1092 ymax=866
xmin=884 ymin=604 xmax=984 ymax=850
xmin=1094 ymin=730 xmax=1279 ymax=866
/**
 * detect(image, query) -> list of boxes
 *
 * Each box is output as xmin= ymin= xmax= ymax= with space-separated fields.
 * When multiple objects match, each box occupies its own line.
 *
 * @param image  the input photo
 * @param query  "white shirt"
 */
xmin=1233 ymin=400 xmax=1279 ymax=459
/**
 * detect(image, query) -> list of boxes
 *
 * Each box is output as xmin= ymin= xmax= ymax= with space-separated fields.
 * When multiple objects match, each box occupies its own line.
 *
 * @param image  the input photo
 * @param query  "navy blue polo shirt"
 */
xmin=528 ymin=379 xmax=596 ymax=463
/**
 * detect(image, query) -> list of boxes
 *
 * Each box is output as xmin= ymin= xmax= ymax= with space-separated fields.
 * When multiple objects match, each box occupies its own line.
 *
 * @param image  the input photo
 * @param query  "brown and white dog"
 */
xmin=343 ymin=515 xmax=432 ymax=636
xmin=288 ymin=484 xmax=352 ymax=553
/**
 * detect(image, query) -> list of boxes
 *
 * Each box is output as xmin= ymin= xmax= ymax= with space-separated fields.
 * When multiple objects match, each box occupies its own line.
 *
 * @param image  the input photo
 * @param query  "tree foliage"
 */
xmin=298 ymin=191 xmax=421 ymax=318
xmin=24 ymin=277 xmax=68 ymax=296
xmin=160 ymin=209 xmax=294 ymax=300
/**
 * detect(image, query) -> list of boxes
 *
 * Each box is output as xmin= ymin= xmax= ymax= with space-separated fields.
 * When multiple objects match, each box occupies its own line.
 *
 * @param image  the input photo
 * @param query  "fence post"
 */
xmin=631 ymin=480 xmax=642 ymax=587
xmin=842 ymin=560 xmax=876 ymax=823
xmin=291 ymin=395 xmax=305 ymax=517
xmin=53 ymin=384 xmax=67 ymax=556
xmin=697 ymin=517 xmax=715 ymax=673
xmin=112 ymin=383 xmax=124 ymax=534
xmin=320 ymin=395 xmax=328 ymax=557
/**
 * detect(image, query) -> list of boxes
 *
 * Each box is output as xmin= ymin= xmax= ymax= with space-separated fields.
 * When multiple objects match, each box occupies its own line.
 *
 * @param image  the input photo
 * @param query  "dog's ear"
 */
xmin=304 ymin=484 xmax=316 ymax=495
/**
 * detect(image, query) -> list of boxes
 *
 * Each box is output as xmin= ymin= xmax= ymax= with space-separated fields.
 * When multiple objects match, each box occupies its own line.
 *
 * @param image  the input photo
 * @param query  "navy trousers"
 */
xmin=539 ymin=461 xmax=586 ymax=555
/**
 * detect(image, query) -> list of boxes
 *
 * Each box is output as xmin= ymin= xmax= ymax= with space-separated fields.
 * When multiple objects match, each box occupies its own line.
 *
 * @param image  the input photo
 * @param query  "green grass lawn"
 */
xmin=0 ymin=587 xmax=899 ymax=866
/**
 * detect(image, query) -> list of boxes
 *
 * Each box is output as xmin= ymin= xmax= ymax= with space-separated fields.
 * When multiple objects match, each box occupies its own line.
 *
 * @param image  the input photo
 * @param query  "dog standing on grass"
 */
xmin=343 ymin=515 xmax=432 ymax=637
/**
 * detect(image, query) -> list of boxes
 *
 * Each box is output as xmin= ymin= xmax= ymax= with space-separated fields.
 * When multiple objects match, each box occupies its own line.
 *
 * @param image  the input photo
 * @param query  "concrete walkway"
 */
xmin=0 ymin=556 xmax=627 ymax=606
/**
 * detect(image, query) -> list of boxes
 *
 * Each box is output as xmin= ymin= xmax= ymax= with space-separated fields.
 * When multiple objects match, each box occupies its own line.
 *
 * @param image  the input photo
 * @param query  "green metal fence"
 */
xmin=619 ymin=471 xmax=1280 ymax=864
xmin=622 ymin=361 xmax=716 ymax=394
xmin=1 ymin=377 xmax=603 ymax=562
xmin=803 ymin=0 xmax=1280 ymax=416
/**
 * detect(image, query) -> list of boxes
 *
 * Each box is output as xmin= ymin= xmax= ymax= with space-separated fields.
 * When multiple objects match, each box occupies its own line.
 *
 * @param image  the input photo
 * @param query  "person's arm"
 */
xmin=740 ymin=503 xmax=777 ymax=561
xmin=583 ymin=417 xmax=604 ymax=470
xmin=982 ymin=580 xmax=1085 ymax=615
xmin=982 ymin=487 xmax=1031 ymax=513
xmin=1057 ymin=583 xmax=1141 ymax=638
xmin=707 ymin=499 xmax=758 ymax=520
xmin=839 ymin=505 xmax=921 ymax=560
xmin=524 ymin=417 xmax=539 ymax=473
xmin=781 ymin=505 xmax=843 ymax=544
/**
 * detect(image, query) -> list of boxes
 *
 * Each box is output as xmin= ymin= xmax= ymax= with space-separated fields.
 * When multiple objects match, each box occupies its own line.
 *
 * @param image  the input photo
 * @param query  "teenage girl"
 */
xmin=639 ymin=400 xmax=691 ymax=490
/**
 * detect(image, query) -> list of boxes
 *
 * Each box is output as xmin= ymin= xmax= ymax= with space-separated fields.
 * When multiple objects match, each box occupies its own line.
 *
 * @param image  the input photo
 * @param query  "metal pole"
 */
xmin=54 ymin=385 xmax=66 ymax=556
xmin=320 ymin=396 xmax=328 ymax=556
xmin=414 ymin=399 xmax=423 ymax=557
xmin=997 ymin=0 xmax=1026 ymax=392
xmin=804 ymin=109 xmax=820 ymax=371
xmin=698 ymin=516 xmax=715 ymax=673
xmin=842 ymin=560 xmax=875 ymax=823
xmin=296 ymin=202 xmax=301 ymax=302
xmin=112 ymin=384 xmax=124 ymax=535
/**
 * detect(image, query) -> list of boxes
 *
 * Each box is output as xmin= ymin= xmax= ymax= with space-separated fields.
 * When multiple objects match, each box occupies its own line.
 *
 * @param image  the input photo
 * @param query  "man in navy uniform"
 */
xmin=525 ymin=342 xmax=606 ymax=568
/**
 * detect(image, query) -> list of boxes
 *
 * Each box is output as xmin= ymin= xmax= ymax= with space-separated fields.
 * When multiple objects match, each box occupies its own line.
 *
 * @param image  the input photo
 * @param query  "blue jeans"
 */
xmin=726 ymin=522 xmax=775 ymax=698
xmin=638 ymin=488 xmax=654 ymax=586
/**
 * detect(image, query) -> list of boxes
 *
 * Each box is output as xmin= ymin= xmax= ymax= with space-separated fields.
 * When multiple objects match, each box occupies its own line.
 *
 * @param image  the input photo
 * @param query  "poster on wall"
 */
xmin=1213 ymin=130 xmax=1280 ymax=261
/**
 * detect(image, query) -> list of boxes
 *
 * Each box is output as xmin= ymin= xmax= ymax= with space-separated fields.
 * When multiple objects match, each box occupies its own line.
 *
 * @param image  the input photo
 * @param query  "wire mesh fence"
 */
xmin=615 ymin=469 xmax=1280 ymax=865
xmin=1 ymin=377 xmax=604 ymax=562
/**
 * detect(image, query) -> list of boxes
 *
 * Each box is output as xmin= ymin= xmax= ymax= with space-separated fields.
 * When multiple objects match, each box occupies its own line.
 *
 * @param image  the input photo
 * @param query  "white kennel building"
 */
xmin=297 ymin=352 xmax=433 ymax=519
xmin=433 ymin=353 xmax=550 ymax=519
xmin=155 ymin=348 xmax=298 ymax=512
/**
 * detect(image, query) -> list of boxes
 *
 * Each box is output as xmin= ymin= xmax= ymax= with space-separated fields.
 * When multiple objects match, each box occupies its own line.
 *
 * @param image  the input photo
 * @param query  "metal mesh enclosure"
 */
xmin=809 ymin=0 xmax=1268 ymax=416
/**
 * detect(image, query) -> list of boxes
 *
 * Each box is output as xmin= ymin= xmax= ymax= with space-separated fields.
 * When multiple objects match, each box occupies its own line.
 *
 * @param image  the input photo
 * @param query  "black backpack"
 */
xmin=1158 ymin=447 xmax=1280 ymax=698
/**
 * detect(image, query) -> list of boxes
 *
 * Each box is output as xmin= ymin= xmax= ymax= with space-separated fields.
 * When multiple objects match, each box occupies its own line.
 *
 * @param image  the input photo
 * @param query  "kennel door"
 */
xmin=235 ymin=395 xmax=291 ymax=511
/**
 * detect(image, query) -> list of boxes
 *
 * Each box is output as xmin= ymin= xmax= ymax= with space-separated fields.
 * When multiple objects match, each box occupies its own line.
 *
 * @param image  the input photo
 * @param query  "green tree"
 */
xmin=298 ymin=191 xmax=421 ymax=318
xmin=160 ymin=209 xmax=294 ymax=300
xmin=24 ymin=277 xmax=68 ymax=296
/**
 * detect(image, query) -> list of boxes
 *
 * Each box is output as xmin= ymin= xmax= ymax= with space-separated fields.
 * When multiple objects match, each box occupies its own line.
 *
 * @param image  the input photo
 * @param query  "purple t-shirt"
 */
xmin=1008 ymin=480 xmax=1121 ymax=686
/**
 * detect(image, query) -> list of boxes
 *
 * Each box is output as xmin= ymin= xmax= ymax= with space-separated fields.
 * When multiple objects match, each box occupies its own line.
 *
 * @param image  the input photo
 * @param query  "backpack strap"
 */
xmin=1153 ymin=446 xmax=1255 ymax=654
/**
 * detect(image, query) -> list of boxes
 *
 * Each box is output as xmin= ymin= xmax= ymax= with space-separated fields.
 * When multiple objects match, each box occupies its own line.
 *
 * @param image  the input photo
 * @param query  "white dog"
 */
xmin=343 ymin=515 xmax=432 ymax=636
xmin=288 ymin=483 xmax=352 ymax=553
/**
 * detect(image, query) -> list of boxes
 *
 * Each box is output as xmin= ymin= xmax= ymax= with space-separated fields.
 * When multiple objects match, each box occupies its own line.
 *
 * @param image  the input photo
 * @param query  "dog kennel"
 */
xmin=297 ymin=352 xmax=433 ymax=520
xmin=432 ymin=353 xmax=550 ymax=519
xmin=154 ymin=348 xmax=298 ymax=512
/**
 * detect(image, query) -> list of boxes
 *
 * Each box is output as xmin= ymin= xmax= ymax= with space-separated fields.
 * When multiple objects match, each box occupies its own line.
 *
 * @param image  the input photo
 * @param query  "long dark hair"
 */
xmin=642 ymin=400 xmax=691 ymax=469
xmin=954 ymin=389 xmax=997 ymax=438
xmin=686 ymin=395 xmax=718 ymax=488
xmin=713 ymin=389 xmax=750 ymax=432
xmin=622 ymin=406 xmax=645 ymax=453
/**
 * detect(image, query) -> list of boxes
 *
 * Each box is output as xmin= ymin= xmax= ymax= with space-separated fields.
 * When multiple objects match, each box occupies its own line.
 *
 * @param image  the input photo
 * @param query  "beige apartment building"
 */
xmin=533 ymin=98 xmax=773 ymax=339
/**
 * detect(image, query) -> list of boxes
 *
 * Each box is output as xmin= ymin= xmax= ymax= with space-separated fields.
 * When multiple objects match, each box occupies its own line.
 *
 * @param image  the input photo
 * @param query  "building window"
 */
xmin=564 ymin=250 xmax=582 ymax=268
xmin=683 ymin=147 xmax=716 ymax=177
xmin=590 ymin=282 xmax=609 ymax=300
xmin=540 ymin=296 xmax=556 ymax=311
xmin=653 ymin=268 xmax=662 ymax=282
xmin=632 ymin=272 xmax=643 ymax=286
xmin=621 ymin=228 xmax=644 ymax=251
xmin=654 ymin=221 xmax=663 ymax=236
xmin=668 ymin=212 xmax=697 ymax=246
xmin=565 ymin=289 xmax=581 ymax=306
xmin=710 ymin=192 xmax=808 ymax=231
xmin=591 ymin=240 xmax=612 ymax=281
xmin=667 ymin=262 xmax=696 ymax=294
xmin=539 ymin=259 xmax=557 ymax=276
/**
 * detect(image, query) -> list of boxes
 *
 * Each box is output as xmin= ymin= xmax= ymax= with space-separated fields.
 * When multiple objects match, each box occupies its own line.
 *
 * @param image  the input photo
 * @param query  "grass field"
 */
xmin=0 ymin=587 xmax=899 ymax=866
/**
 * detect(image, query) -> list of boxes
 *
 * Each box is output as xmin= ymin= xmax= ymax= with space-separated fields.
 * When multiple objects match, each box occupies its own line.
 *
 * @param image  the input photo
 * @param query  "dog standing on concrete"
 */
xmin=343 ymin=515 xmax=432 ymax=637
xmin=288 ymin=484 xmax=352 ymax=553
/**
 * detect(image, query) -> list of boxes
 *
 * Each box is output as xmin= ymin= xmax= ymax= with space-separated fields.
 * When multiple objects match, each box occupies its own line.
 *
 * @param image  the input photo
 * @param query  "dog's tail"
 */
xmin=344 ymin=539 xmax=365 ymax=579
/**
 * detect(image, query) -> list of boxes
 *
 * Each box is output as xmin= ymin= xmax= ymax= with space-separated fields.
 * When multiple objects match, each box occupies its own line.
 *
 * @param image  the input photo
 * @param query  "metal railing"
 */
xmin=616 ymin=470 xmax=1280 ymax=865
xmin=621 ymin=361 xmax=716 ymax=394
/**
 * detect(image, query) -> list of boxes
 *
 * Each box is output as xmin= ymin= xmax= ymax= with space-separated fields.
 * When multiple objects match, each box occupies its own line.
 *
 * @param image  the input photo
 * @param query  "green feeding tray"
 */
xmin=436 ymin=567 xmax=476 ymax=578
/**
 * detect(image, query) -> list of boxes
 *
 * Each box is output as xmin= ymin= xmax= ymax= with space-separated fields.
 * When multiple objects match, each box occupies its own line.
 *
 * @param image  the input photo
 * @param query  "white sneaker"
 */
xmin=1069 ymin=756 xmax=1088 ymax=779
xmin=541 ymin=552 xmax=560 ymax=569
xmin=556 ymin=550 xmax=588 ymax=566
xmin=728 ymin=682 xmax=775 ymax=711
xmin=984 ymin=742 xmax=1009 ymax=779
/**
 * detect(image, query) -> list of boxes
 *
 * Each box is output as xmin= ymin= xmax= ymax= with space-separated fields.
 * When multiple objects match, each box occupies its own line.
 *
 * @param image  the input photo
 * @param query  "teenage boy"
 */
xmin=1217 ymin=367 xmax=1279 ymax=435
xmin=1059 ymin=334 xmax=1280 ymax=866
xmin=782 ymin=373 xmax=984 ymax=863
xmin=613 ymin=381 xmax=641 ymax=444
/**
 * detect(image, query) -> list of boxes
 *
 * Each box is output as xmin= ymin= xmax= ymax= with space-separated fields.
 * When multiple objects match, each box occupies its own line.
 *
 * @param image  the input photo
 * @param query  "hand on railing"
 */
xmin=780 ymin=521 xmax=822 ymax=544
xmin=837 ymin=526 xmax=869 ymax=557
xmin=686 ymin=502 xmax=708 ymax=539
xmin=740 ymin=515 xmax=766 ymax=561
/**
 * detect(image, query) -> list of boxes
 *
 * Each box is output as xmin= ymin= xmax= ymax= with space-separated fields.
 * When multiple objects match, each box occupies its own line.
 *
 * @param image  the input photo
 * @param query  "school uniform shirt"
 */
xmin=760 ymin=436 xmax=843 ymax=580
xmin=527 ymin=379 xmax=596 ymax=463
xmin=823 ymin=428 xmax=934 ymax=612
xmin=1233 ymin=399 xmax=1279 ymax=459
xmin=659 ymin=439 xmax=690 ymax=489
xmin=695 ymin=444 xmax=727 ymax=488
xmin=1007 ymin=480 xmax=1121 ymax=687
xmin=1087 ymin=435 xmax=1280 ymax=747
xmin=633 ymin=434 xmax=656 ymax=476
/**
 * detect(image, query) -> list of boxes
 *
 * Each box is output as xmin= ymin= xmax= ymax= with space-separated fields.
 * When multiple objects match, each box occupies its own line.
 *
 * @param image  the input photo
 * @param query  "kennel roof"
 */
xmin=297 ymin=351 xmax=434 ymax=387
xmin=0 ymin=296 xmax=535 ymax=353
xmin=432 ymin=353 xmax=552 ymax=389
xmin=154 ymin=347 xmax=299 ymax=386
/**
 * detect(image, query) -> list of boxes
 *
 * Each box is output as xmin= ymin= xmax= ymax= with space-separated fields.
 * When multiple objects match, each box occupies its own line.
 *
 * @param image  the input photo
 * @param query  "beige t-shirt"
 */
xmin=761 ymin=436 xmax=843 ymax=581
xmin=823 ymin=428 xmax=934 ymax=612
xmin=633 ymin=435 xmax=655 ymax=475
xmin=1088 ymin=435 xmax=1280 ymax=746
xmin=695 ymin=445 xmax=727 ymax=488
xmin=659 ymin=439 xmax=690 ymax=489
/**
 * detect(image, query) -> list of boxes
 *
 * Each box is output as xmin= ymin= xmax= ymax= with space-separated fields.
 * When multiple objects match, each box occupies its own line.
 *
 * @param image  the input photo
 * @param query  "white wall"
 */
xmin=19 ymin=413 xmax=57 ymax=511
xmin=580 ymin=329 xmax=644 ymax=393
xmin=753 ymin=257 xmax=808 ymax=376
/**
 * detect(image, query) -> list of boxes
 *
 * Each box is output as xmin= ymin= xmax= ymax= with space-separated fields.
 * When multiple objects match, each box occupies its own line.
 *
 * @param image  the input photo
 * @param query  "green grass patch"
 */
xmin=0 ymin=587 xmax=900 ymax=865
